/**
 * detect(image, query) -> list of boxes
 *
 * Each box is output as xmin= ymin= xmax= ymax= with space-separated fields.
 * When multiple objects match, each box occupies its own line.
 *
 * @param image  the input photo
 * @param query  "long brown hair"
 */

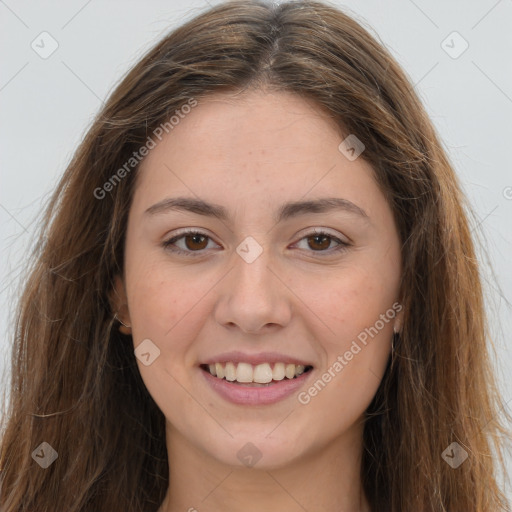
xmin=1 ymin=1 xmax=509 ymax=510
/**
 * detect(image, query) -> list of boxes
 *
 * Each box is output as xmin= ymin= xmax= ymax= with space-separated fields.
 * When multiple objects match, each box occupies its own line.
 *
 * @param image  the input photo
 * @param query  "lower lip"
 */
xmin=200 ymin=367 xmax=313 ymax=405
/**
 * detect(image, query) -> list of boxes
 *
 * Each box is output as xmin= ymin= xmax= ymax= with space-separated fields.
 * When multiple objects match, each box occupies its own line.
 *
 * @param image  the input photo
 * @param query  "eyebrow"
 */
xmin=144 ymin=196 xmax=369 ymax=224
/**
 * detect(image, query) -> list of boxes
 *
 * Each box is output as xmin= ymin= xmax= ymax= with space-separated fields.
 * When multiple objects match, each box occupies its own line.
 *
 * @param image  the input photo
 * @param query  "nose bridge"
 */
xmin=234 ymin=239 xmax=273 ymax=295
xmin=231 ymin=236 xmax=278 ymax=304
xmin=214 ymin=235 xmax=292 ymax=332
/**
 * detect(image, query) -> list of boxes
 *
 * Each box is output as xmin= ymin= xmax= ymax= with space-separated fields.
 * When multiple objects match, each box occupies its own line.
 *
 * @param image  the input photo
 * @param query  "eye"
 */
xmin=162 ymin=228 xmax=350 ymax=257
xmin=162 ymin=229 xmax=219 ymax=257
xmin=292 ymin=229 xmax=350 ymax=255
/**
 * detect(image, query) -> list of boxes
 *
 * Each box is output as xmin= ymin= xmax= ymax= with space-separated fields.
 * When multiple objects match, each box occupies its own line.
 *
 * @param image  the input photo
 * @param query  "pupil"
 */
xmin=184 ymin=234 xmax=331 ymax=251
xmin=186 ymin=234 xmax=207 ymax=250
xmin=310 ymin=235 xmax=329 ymax=250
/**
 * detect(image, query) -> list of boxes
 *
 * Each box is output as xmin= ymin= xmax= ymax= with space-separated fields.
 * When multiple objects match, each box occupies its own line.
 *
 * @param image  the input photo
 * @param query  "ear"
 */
xmin=109 ymin=274 xmax=132 ymax=335
xmin=393 ymin=306 xmax=404 ymax=334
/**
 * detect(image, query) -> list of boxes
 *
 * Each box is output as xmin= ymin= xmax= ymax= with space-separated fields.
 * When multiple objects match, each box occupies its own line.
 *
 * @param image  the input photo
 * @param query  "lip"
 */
xmin=200 ymin=350 xmax=313 ymax=367
xmin=200 ymin=365 xmax=314 ymax=405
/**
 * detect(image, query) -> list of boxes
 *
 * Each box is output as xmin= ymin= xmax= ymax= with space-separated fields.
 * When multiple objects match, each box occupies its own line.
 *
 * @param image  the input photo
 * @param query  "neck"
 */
xmin=158 ymin=420 xmax=371 ymax=512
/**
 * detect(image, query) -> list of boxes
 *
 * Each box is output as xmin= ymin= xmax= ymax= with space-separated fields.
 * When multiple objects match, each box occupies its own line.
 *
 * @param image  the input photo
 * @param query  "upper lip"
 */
xmin=200 ymin=351 xmax=314 ymax=367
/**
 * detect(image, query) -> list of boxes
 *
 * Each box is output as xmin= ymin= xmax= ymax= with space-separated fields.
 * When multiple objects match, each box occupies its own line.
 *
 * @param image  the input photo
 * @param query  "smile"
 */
xmin=199 ymin=360 xmax=314 ymax=405
xmin=201 ymin=362 xmax=313 ymax=385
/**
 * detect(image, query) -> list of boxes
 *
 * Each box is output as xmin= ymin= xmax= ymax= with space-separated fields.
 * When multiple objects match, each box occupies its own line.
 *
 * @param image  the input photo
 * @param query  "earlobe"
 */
xmin=115 ymin=315 xmax=132 ymax=335
xmin=393 ymin=307 xmax=404 ymax=334
xmin=110 ymin=275 xmax=132 ymax=334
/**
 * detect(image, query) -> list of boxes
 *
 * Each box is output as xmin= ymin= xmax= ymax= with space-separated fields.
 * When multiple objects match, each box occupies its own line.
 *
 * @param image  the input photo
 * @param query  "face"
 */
xmin=112 ymin=88 xmax=403 ymax=469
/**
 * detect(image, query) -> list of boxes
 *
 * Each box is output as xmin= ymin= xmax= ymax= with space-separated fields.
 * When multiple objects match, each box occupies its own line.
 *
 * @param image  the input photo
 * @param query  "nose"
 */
xmin=213 ymin=241 xmax=293 ymax=334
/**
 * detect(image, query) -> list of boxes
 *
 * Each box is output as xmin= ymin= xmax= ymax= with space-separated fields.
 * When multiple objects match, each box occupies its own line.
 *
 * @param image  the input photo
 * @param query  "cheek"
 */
xmin=301 ymin=257 xmax=397 ymax=391
xmin=300 ymin=360 xmax=384 ymax=442
xmin=126 ymin=264 xmax=211 ymax=425
xmin=315 ymin=264 xmax=397 ymax=337
xmin=126 ymin=261 xmax=217 ymax=362
xmin=295 ymin=271 xmax=394 ymax=433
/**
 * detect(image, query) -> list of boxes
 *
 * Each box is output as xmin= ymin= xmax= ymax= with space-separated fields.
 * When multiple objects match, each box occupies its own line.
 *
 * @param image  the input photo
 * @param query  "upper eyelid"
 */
xmin=163 ymin=227 xmax=349 ymax=251
xmin=165 ymin=226 xmax=347 ymax=241
xmin=165 ymin=228 xmax=217 ymax=243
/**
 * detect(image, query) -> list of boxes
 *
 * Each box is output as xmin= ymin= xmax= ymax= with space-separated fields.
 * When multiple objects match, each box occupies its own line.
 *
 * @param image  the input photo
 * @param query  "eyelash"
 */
xmin=162 ymin=229 xmax=350 ymax=257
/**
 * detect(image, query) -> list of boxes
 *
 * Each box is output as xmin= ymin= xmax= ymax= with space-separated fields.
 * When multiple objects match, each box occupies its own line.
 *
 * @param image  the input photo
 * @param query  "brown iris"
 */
xmin=184 ymin=233 xmax=209 ymax=251
xmin=307 ymin=234 xmax=331 ymax=251
xmin=180 ymin=232 xmax=334 ymax=252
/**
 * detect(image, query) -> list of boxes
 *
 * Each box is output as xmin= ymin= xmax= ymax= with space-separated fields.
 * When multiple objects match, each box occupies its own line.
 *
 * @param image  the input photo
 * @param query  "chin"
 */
xmin=204 ymin=433 xmax=308 ymax=470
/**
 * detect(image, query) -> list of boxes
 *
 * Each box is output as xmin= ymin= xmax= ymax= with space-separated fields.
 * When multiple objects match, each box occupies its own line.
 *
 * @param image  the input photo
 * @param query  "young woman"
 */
xmin=1 ymin=1 xmax=509 ymax=510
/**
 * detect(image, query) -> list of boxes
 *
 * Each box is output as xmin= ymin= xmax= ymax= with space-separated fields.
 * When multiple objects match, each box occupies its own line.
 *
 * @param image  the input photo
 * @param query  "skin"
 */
xmin=112 ymin=88 xmax=403 ymax=512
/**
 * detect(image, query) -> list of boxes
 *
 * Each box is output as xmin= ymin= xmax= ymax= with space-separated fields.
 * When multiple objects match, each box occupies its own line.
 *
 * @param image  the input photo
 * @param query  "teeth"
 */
xmin=236 ymin=362 xmax=253 ymax=383
xmin=253 ymin=363 xmax=273 ymax=384
xmin=273 ymin=362 xmax=285 ymax=381
xmin=285 ymin=364 xmax=295 ymax=379
xmin=215 ymin=362 xmax=225 ymax=379
xmin=225 ymin=362 xmax=236 ymax=381
xmin=205 ymin=361 xmax=310 ymax=383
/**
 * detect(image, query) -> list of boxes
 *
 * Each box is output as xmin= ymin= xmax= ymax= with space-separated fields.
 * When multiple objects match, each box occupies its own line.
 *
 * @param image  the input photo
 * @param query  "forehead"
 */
xmin=131 ymin=89 xmax=383 ymax=220
xmin=166 ymin=88 xmax=344 ymax=162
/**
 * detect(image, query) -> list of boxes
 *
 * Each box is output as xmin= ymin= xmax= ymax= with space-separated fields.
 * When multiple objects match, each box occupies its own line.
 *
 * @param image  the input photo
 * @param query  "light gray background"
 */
xmin=1 ymin=0 xmax=511 ymax=498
